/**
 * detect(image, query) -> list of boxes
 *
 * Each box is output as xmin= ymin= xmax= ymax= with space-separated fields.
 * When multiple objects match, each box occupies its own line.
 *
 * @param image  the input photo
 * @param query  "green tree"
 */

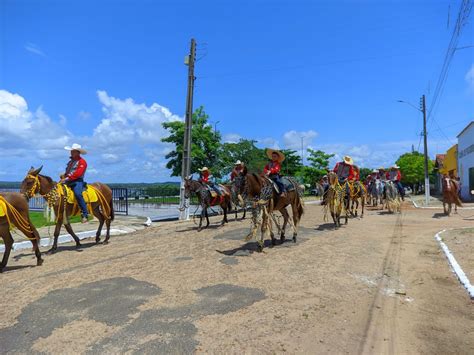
xmin=219 ymin=139 xmax=267 ymax=177
xmin=396 ymin=152 xmax=434 ymax=187
xmin=162 ymin=106 xmax=222 ymax=177
xmin=281 ymin=149 xmax=303 ymax=176
xmin=296 ymin=149 xmax=334 ymax=186
xmin=359 ymin=168 xmax=372 ymax=181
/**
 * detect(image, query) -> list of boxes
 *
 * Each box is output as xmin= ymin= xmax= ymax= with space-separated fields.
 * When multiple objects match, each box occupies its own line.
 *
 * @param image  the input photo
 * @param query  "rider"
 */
xmin=198 ymin=167 xmax=221 ymax=196
xmin=264 ymin=148 xmax=286 ymax=198
xmin=378 ymin=167 xmax=387 ymax=181
xmin=230 ymin=160 xmax=244 ymax=181
xmin=60 ymin=143 xmax=89 ymax=223
xmin=386 ymin=165 xmax=405 ymax=200
xmin=333 ymin=155 xmax=355 ymax=197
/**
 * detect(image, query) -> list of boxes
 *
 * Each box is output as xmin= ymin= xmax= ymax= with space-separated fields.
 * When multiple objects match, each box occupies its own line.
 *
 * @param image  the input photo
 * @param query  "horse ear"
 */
xmin=29 ymin=166 xmax=42 ymax=176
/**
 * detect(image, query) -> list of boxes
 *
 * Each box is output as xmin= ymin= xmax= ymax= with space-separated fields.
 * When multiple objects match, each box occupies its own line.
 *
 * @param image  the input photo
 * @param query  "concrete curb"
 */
xmin=435 ymin=228 xmax=474 ymax=300
xmin=410 ymin=198 xmax=474 ymax=210
xmin=0 ymin=228 xmax=131 ymax=253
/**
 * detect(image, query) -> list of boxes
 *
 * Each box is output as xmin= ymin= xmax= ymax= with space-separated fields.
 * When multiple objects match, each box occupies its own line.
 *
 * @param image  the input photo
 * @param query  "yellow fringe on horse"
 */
xmin=0 ymin=196 xmax=37 ymax=239
xmin=58 ymin=184 xmax=111 ymax=219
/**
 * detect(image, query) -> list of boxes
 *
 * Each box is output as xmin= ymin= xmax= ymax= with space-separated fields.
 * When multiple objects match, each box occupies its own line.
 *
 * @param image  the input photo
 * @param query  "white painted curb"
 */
xmin=435 ymin=228 xmax=474 ymax=299
xmin=0 ymin=228 xmax=129 ymax=253
xmin=411 ymin=199 xmax=474 ymax=210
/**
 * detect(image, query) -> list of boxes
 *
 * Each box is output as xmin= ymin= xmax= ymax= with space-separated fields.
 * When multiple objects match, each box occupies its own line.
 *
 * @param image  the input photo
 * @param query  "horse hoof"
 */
xmin=103 ymin=240 xmax=109 ymax=245
xmin=37 ymin=259 xmax=44 ymax=266
xmin=76 ymin=243 xmax=82 ymax=248
xmin=280 ymin=235 xmax=286 ymax=243
xmin=271 ymin=239 xmax=277 ymax=246
xmin=95 ymin=238 xmax=101 ymax=244
xmin=293 ymin=236 xmax=297 ymax=243
xmin=257 ymin=246 xmax=263 ymax=253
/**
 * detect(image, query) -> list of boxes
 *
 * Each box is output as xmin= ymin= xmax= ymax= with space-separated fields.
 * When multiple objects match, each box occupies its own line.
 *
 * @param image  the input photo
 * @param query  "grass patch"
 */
xmin=29 ymin=211 xmax=81 ymax=228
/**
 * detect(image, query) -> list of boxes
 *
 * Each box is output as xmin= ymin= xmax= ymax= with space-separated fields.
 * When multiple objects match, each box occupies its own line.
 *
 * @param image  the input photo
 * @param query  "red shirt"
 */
xmin=264 ymin=161 xmax=281 ymax=175
xmin=65 ymin=156 xmax=87 ymax=181
xmin=386 ymin=170 xmax=402 ymax=182
xmin=200 ymin=171 xmax=210 ymax=183
xmin=333 ymin=162 xmax=354 ymax=180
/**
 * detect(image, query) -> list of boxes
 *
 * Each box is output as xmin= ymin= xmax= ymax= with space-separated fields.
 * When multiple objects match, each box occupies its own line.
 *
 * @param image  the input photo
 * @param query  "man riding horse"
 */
xmin=386 ymin=165 xmax=405 ymax=201
xmin=333 ymin=155 xmax=355 ymax=192
xmin=59 ymin=143 xmax=89 ymax=223
xmin=230 ymin=160 xmax=244 ymax=181
xmin=264 ymin=149 xmax=287 ymax=198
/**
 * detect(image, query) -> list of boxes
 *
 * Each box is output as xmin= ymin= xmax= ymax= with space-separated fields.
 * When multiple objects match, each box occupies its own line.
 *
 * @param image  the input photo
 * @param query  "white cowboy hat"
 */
xmin=391 ymin=164 xmax=400 ymax=169
xmin=64 ymin=143 xmax=87 ymax=154
xmin=378 ymin=167 xmax=385 ymax=171
xmin=234 ymin=160 xmax=243 ymax=165
xmin=343 ymin=155 xmax=353 ymax=165
xmin=198 ymin=167 xmax=209 ymax=172
xmin=372 ymin=169 xmax=379 ymax=173
xmin=266 ymin=148 xmax=285 ymax=163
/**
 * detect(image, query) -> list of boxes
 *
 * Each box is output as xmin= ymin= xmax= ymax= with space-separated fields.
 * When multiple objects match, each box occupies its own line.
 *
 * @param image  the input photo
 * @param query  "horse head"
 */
xmin=328 ymin=172 xmax=338 ymax=186
xmin=233 ymin=166 xmax=248 ymax=196
xmin=21 ymin=166 xmax=44 ymax=199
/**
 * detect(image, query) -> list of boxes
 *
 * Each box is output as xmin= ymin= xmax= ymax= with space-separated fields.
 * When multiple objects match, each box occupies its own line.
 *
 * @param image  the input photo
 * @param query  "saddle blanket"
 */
xmin=209 ymin=184 xmax=228 ymax=198
xmin=268 ymin=177 xmax=296 ymax=193
xmin=59 ymin=185 xmax=99 ymax=205
xmin=0 ymin=198 xmax=6 ymax=217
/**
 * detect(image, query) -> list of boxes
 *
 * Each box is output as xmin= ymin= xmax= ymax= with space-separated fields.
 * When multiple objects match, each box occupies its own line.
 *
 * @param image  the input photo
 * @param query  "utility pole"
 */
xmin=301 ymin=136 xmax=305 ymax=165
xmin=421 ymin=94 xmax=430 ymax=206
xmin=179 ymin=38 xmax=196 ymax=220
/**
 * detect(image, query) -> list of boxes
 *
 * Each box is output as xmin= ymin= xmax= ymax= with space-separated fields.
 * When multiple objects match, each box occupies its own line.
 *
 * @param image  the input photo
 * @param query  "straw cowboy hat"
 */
xmin=266 ymin=148 xmax=285 ymax=163
xmin=198 ymin=167 xmax=209 ymax=172
xmin=64 ymin=143 xmax=87 ymax=155
xmin=391 ymin=164 xmax=400 ymax=169
xmin=343 ymin=155 xmax=353 ymax=165
xmin=378 ymin=167 xmax=386 ymax=171
xmin=234 ymin=160 xmax=243 ymax=165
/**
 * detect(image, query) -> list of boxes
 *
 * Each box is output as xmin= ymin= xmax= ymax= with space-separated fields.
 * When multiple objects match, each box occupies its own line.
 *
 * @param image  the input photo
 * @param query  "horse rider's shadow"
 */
xmin=176 ymin=223 xmax=225 ymax=233
xmin=45 ymin=241 xmax=98 ymax=254
xmin=377 ymin=211 xmax=398 ymax=215
xmin=432 ymin=212 xmax=448 ymax=219
xmin=216 ymin=240 xmax=274 ymax=256
xmin=316 ymin=223 xmax=340 ymax=231
xmin=2 ymin=264 xmax=35 ymax=272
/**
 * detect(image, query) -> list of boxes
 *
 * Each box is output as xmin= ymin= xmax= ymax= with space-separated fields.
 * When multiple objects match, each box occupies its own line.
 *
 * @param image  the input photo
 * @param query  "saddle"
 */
xmin=264 ymin=176 xmax=296 ymax=194
xmin=59 ymin=184 xmax=99 ymax=216
xmin=0 ymin=197 xmax=6 ymax=217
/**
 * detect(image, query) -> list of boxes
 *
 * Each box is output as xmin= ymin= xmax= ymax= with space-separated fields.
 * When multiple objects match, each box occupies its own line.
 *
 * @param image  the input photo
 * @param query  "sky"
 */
xmin=0 ymin=0 xmax=473 ymax=182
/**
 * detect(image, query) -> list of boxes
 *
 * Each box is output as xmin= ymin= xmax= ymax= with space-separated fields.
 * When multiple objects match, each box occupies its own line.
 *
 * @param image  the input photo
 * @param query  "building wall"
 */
xmin=458 ymin=125 xmax=474 ymax=201
xmin=440 ymin=144 xmax=458 ymax=176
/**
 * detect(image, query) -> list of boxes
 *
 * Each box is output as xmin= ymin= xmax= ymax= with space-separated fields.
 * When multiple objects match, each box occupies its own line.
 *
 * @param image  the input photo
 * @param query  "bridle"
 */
xmin=24 ymin=174 xmax=41 ymax=199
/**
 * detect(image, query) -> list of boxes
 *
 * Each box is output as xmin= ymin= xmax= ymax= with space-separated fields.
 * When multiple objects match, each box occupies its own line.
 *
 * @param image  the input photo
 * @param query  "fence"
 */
xmin=0 ymin=187 xmax=130 ymax=215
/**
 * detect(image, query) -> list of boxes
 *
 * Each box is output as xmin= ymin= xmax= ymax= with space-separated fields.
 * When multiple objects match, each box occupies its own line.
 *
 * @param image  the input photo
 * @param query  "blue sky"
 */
xmin=1 ymin=0 xmax=473 ymax=182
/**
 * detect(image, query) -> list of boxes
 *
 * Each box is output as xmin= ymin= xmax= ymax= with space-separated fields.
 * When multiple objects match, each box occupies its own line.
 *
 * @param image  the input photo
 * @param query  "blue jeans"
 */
xmin=270 ymin=174 xmax=286 ymax=194
xmin=67 ymin=181 xmax=88 ymax=218
xmin=394 ymin=181 xmax=405 ymax=197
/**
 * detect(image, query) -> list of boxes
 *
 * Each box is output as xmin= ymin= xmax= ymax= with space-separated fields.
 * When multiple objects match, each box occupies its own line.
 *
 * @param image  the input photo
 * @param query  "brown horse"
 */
xmin=234 ymin=167 xmax=304 ymax=251
xmin=183 ymin=178 xmax=232 ymax=231
xmin=0 ymin=192 xmax=43 ymax=272
xmin=442 ymin=176 xmax=462 ymax=216
xmin=20 ymin=166 xmax=114 ymax=252
xmin=348 ymin=181 xmax=366 ymax=218
xmin=224 ymin=183 xmax=247 ymax=220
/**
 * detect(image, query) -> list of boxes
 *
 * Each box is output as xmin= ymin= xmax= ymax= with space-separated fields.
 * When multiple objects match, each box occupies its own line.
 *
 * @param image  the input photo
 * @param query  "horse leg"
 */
xmin=269 ymin=213 xmax=278 ymax=246
xmin=64 ymin=223 xmax=82 ymax=248
xmin=0 ymin=226 xmax=14 ymax=272
xmin=92 ymin=206 xmax=105 ymax=243
xmin=280 ymin=208 xmax=290 ymax=242
xmin=198 ymin=208 xmax=205 ymax=232
xmin=361 ymin=196 xmax=365 ymax=218
xmin=26 ymin=222 xmax=43 ymax=266
xmin=205 ymin=208 xmax=210 ymax=228
xmin=50 ymin=220 xmax=63 ymax=253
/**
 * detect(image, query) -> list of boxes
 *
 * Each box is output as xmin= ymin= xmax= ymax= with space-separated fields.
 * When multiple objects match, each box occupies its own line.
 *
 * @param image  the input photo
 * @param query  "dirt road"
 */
xmin=0 ymin=202 xmax=472 ymax=354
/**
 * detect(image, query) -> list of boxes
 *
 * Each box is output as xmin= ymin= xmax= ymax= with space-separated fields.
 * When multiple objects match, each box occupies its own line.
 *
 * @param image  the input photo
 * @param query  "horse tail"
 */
xmin=109 ymin=198 xmax=115 ymax=221
xmin=454 ymin=194 xmax=463 ymax=208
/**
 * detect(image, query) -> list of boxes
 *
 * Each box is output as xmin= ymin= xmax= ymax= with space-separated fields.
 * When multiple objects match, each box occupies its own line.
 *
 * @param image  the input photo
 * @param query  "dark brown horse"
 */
xmin=234 ymin=167 xmax=304 ymax=251
xmin=442 ymin=176 xmax=462 ymax=216
xmin=348 ymin=181 xmax=366 ymax=218
xmin=183 ymin=178 xmax=232 ymax=231
xmin=20 ymin=166 xmax=114 ymax=252
xmin=0 ymin=192 xmax=43 ymax=272
xmin=224 ymin=183 xmax=247 ymax=220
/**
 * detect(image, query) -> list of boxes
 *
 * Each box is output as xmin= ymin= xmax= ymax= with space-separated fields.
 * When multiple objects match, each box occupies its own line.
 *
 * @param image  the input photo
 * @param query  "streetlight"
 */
xmin=397 ymin=97 xmax=430 ymax=206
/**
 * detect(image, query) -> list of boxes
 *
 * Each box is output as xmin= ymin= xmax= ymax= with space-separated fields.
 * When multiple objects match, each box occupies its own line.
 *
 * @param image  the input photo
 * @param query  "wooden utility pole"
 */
xmin=179 ymin=38 xmax=196 ymax=220
xmin=421 ymin=94 xmax=430 ymax=206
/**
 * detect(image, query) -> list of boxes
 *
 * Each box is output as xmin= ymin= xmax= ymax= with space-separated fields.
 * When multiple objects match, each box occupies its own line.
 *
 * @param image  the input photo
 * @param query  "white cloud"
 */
xmin=223 ymin=133 xmax=242 ymax=143
xmin=24 ymin=42 xmax=46 ymax=57
xmin=465 ymin=64 xmax=474 ymax=92
xmin=258 ymin=137 xmax=280 ymax=149
xmin=282 ymin=130 xmax=318 ymax=150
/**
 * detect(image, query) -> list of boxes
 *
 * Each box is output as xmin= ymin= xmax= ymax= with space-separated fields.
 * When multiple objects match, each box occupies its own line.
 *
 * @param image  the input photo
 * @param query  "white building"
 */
xmin=457 ymin=121 xmax=474 ymax=201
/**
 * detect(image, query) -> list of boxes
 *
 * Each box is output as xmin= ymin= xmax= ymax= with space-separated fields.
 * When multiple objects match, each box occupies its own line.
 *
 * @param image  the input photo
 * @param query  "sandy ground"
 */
xmin=0 ymin=202 xmax=473 ymax=354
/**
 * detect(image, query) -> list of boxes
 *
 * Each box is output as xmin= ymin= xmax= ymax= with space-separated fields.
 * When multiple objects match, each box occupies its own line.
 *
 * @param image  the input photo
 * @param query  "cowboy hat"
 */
xmin=390 ymin=164 xmax=400 ymax=169
xmin=64 ymin=143 xmax=87 ymax=154
xmin=198 ymin=167 xmax=209 ymax=172
xmin=266 ymin=148 xmax=285 ymax=163
xmin=234 ymin=160 xmax=243 ymax=165
xmin=378 ymin=167 xmax=385 ymax=171
xmin=343 ymin=155 xmax=353 ymax=165
xmin=372 ymin=169 xmax=379 ymax=173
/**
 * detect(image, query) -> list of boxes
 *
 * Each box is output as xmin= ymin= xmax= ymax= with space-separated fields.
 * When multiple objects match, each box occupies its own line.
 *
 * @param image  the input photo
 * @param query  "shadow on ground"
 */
xmin=0 ymin=277 xmax=266 ymax=353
